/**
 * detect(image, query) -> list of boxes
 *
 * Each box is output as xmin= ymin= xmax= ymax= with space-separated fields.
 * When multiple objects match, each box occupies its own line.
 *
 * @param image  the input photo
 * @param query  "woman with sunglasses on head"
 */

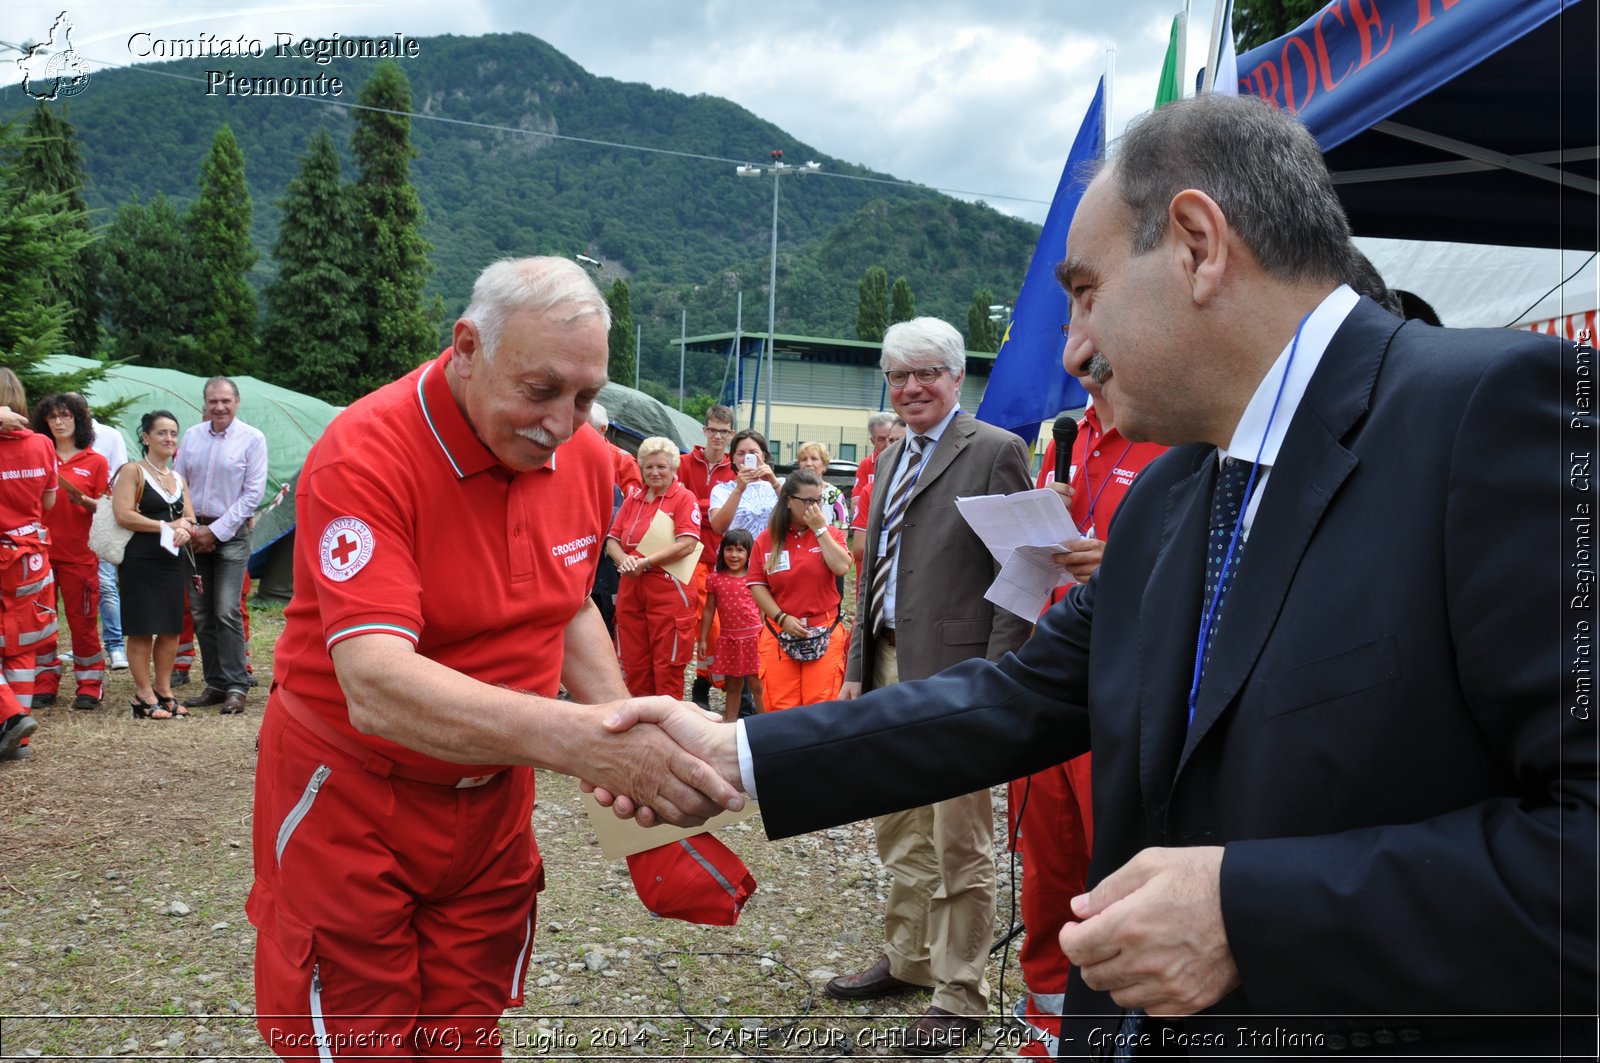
xmin=746 ymin=469 xmax=851 ymax=712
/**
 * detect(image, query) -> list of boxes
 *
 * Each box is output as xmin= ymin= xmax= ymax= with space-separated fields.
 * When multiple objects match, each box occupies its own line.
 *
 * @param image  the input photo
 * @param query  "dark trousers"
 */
xmin=189 ymin=532 xmax=250 ymax=693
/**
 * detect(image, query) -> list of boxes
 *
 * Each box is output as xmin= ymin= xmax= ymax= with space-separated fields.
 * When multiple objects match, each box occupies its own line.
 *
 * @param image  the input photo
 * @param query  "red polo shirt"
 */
xmin=608 ymin=440 xmax=643 ymax=495
xmin=606 ymin=480 xmax=700 ymax=553
xmin=850 ymin=449 xmax=879 ymax=533
xmin=748 ymin=524 xmax=846 ymax=622
xmin=43 ymin=448 xmax=110 ymax=564
xmin=678 ymin=445 xmax=735 ymax=567
xmin=0 ymin=430 xmax=57 ymax=537
xmin=1036 ymin=405 xmax=1167 ymax=538
xmin=275 ymin=349 xmax=613 ymax=774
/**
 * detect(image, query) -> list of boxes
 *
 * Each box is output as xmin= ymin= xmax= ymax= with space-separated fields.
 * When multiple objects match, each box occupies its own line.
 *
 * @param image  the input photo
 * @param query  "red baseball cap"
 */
xmin=626 ymin=834 xmax=757 ymax=926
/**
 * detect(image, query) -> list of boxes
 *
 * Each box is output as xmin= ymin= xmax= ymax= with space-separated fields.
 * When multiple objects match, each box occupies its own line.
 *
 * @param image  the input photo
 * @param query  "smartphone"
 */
xmin=743 ymin=453 xmax=757 ymax=469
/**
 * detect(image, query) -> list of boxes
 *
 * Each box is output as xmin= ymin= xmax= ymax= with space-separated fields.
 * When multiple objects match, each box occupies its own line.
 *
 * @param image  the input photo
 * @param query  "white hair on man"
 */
xmin=880 ymin=317 xmax=966 ymax=373
xmin=589 ymin=401 xmax=610 ymax=432
xmin=461 ymin=257 xmax=612 ymax=360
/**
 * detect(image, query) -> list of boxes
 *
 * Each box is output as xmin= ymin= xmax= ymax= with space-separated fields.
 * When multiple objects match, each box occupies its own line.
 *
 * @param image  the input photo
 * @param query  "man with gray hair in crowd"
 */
xmin=249 ymin=256 xmax=741 ymax=1058
xmin=850 ymin=410 xmax=905 ymax=570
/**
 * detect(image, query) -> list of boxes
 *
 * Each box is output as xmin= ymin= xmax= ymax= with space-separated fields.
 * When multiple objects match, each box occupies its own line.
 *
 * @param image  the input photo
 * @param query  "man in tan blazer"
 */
xmin=826 ymin=316 xmax=1033 ymax=1054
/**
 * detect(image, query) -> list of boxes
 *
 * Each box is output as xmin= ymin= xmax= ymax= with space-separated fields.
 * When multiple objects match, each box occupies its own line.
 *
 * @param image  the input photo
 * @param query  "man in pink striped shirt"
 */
xmin=176 ymin=376 xmax=267 ymax=716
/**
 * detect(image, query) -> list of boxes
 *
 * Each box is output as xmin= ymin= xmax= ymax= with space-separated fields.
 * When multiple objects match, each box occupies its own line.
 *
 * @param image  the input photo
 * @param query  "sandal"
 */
xmin=130 ymin=698 xmax=173 ymax=720
xmin=157 ymin=695 xmax=189 ymax=720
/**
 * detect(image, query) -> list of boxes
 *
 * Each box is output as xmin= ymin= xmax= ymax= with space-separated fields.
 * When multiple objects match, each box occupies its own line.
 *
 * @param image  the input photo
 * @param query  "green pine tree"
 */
xmin=856 ymin=266 xmax=889 ymax=342
xmin=606 ymin=279 xmax=636 ymax=387
xmin=966 ymin=289 xmax=998 ymax=352
xmin=0 ymin=116 xmax=96 ymax=399
xmin=1235 ymin=0 xmax=1325 ymax=49
xmin=100 ymin=195 xmax=205 ymax=370
xmin=188 ymin=124 xmax=258 ymax=377
xmin=353 ymin=61 xmax=444 ymax=392
xmin=262 ymin=129 xmax=365 ymax=404
xmin=17 ymin=105 xmax=99 ymax=357
xmin=890 ymin=275 xmax=916 ymax=325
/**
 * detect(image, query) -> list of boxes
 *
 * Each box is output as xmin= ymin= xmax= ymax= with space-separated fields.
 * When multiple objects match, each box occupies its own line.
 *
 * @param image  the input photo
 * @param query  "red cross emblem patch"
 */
xmin=319 ymin=516 xmax=374 ymax=583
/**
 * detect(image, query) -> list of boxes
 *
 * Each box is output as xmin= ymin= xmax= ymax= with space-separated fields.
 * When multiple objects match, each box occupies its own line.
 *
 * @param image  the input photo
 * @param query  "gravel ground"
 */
xmin=0 ymin=602 xmax=1038 ymax=1061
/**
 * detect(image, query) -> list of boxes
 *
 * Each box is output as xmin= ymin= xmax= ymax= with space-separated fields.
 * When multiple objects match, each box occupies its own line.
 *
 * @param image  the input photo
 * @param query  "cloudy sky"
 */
xmin=0 ymin=0 xmax=1231 ymax=225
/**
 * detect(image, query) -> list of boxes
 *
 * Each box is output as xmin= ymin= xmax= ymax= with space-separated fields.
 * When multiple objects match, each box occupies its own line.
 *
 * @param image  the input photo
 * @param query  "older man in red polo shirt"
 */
xmin=249 ymin=257 xmax=740 ymax=1059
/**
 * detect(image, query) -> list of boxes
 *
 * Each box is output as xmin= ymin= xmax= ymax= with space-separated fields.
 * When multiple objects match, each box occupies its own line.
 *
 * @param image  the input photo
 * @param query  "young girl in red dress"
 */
xmin=698 ymin=528 xmax=763 ymax=722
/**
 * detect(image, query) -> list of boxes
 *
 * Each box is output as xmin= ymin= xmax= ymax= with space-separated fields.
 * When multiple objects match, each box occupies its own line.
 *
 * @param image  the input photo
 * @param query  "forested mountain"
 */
xmin=7 ymin=32 xmax=1042 ymax=398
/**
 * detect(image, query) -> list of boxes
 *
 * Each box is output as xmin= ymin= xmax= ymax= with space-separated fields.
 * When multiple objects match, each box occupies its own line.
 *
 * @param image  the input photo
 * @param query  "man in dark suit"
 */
xmin=825 ymin=316 xmax=1033 ymax=1054
xmin=598 ymin=95 xmax=1595 ymax=1056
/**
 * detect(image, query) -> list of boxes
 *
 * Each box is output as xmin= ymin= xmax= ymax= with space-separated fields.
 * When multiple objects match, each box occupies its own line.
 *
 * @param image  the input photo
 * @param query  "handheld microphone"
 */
xmin=1052 ymin=414 xmax=1078 ymax=487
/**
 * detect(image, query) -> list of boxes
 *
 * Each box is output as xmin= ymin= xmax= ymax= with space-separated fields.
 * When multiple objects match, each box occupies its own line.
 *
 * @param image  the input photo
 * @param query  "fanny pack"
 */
xmin=766 ymin=614 xmax=842 ymax=662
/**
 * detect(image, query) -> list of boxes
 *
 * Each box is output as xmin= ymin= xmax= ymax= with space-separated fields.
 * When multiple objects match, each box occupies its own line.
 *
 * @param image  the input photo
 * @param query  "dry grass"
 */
xmin=0 ymin=599 xmax=1031 ymax=1061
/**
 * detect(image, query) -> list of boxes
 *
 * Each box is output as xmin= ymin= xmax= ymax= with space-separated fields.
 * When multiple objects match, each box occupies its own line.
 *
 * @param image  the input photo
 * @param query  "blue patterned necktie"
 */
xmin=1199 ymin=456 xmax=1256 ymax=684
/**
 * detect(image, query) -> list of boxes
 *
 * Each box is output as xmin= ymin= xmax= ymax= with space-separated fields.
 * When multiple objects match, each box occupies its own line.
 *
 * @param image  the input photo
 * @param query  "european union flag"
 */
xmin=975 ymin=78 xmax=1104 ymax=445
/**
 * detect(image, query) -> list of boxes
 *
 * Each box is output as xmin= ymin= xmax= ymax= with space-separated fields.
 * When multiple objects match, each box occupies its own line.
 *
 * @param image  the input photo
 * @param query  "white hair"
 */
xmin=881 ymin=317 xmax=966 ymax=373
xmin=635 ymin=436 xmax=678 ymax=464
xmin=461 ymin=257 xmax=611 ymax=360
xmin=866 ymin=411 xmax=902 ymax=434
xmin=588 ymin=401 xmax=609 ymax=431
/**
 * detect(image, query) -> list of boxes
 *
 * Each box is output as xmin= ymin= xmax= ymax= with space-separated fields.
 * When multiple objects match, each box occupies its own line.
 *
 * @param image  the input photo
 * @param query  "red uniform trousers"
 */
xmin=250 ymin=697 xmax=542 ymax=1060
xmin=1008 ymin=752 xmax=1094 ymax=1043
xmin=755 ymin=618 xmax=846 ymax=712
xmin=175 ymin=571 xmax=251 ymax=676
xmin=614 ymin=569 xmax=696 ymax=698
xmin=0 ymin=544 xmax=57 ymax=727
xmin=35 ymin=557 xmax=104 ymax=699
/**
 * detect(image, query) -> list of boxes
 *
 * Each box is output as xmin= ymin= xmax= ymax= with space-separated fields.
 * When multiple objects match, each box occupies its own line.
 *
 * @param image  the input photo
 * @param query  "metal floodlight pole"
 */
xmin=764 ymin=168 xmax=780 ymax=441
xmin=679 ymin=309 xmax=687 ymax=411
xmin=634 ymin=325 xmax=641 ymax=391
xmin=737 ymin=153 xmax=821 ymax=448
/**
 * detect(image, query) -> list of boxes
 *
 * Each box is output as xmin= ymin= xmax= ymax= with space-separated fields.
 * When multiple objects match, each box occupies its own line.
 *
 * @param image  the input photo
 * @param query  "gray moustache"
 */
xmin=1086 ymin=353 xmax=1111 ymax=384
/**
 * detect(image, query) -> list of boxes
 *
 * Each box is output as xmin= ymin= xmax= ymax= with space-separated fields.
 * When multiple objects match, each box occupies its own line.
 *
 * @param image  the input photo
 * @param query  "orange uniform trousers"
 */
xmin=755 ymin=620 xmax=846 ymax=711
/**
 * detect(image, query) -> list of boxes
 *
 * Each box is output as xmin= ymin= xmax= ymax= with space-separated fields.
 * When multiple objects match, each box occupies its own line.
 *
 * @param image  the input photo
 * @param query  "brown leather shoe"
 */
xmin=183 ymin=687 xmax=228 ymax=708
xmin=219 ymin=691 xmax=247 ymax=715
xmin=901 ymin=1006 xmax=979 ymax=1056
xmin=824 ymin=954 xmax=927 ymax=1001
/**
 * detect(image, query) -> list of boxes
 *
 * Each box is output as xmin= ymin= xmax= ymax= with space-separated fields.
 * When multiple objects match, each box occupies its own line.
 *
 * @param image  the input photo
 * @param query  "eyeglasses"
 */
xmin=883 ymin=366 xmax=953 ymax=389
xmin=704 ymin=427 xmax=733 ymax=437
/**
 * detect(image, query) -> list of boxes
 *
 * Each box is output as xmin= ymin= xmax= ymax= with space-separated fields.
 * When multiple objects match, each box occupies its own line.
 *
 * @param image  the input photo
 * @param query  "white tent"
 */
xmin=1357 ymin=238 xmax=1598 ymax=335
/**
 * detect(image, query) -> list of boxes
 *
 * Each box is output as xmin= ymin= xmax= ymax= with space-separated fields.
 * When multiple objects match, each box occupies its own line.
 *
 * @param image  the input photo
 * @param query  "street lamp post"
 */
xmin=736 ymin=151 xmax=821 ymax=443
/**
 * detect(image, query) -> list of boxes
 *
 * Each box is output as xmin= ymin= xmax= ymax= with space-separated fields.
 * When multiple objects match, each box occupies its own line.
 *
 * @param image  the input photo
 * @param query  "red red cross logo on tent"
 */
xmin=319 ymin=516 xmax=375 ymax=583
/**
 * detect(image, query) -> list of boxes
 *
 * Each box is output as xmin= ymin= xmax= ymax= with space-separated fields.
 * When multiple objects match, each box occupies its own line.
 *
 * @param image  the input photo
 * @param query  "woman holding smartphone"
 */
xmin=708 ymin=429 xmax=780 ymax=540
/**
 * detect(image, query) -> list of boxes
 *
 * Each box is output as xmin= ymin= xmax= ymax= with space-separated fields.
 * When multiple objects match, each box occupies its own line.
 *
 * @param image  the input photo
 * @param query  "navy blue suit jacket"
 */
xmin=746 ymin=299 xmax=1596 ymax=1054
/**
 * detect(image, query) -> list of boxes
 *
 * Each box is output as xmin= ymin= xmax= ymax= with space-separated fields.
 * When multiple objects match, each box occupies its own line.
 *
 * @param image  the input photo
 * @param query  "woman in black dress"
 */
xmin=113 ymin=411 xmax=197 ymax=720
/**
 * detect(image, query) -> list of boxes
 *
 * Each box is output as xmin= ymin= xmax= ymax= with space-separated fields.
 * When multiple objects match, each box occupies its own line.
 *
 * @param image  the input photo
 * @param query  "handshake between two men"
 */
xmin=585 ymin=696 xmax=743 ymax=827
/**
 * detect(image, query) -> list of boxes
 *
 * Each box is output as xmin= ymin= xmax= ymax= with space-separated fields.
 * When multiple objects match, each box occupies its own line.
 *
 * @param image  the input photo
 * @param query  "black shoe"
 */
xmin=1 ymin=743 xmax=31 ymax=761
xmin=0 ymin=713 xmax=37 ymax=760
xmin=170 ymin=670 xmax=191 ymax=688
xmin=690 ymin=675 xmax=711 ymax=710
xmin=31 ymin=693 xmax=56 ymax=710
xmin=737 ymin=687 xmax=757 ymax=718
xmin=72 ymin=694 xmax=101 ymax=711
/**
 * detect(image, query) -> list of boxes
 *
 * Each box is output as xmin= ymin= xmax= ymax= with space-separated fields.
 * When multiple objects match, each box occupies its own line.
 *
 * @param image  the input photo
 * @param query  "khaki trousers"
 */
xmin=871 ymin=641 xmax=996 ymax=1017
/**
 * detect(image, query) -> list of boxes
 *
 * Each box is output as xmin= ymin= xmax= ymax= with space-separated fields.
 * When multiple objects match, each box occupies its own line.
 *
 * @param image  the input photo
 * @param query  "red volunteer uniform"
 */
xmin=0 ymin=431 xmax=57 ymax=726
xmin=748 ymin=524 xmax=848 ymax=711
xmin=849 ymin=448 xmax=878 ymax=533
xmin=606 ymin=480 xmax=701 ymax=697
xmin=250 ymin=350 xmax=612 ymax=1059
xmin=37 ymin=448 xmax=109 ymax=701
xmin=610 ymin=441 xmax=643 ymax=495
xmin=1012 ymin=404 xmax=1166 ymax=1055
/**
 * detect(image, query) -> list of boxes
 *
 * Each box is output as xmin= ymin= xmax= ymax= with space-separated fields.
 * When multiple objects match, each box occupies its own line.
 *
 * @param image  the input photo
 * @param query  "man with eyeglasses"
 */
xmin=679 ymin=406 xmax=739 ymax=707
xmin=820 ymin=317 xmax=1032 ymax=1054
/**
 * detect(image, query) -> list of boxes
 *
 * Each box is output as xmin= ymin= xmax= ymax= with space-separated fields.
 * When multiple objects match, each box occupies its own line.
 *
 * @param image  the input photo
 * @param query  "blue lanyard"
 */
xmin=1078 ymin=421 xmax=1135 ymax=535
xmin=1185 ymin=311 xmax=1310 ymax=726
